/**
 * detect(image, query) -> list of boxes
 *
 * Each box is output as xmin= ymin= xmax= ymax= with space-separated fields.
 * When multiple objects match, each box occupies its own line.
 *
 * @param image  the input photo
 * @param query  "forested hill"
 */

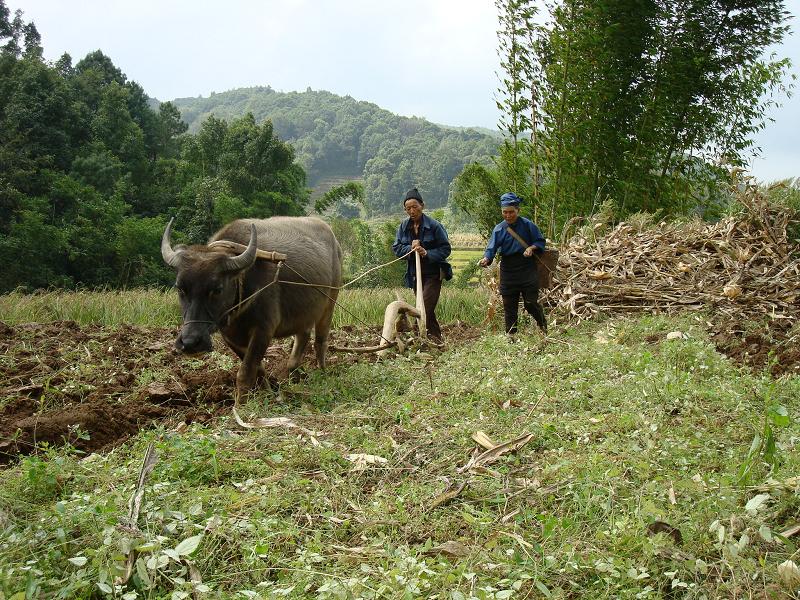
xmin=0 ymin=4 xmax=312 ymax=293
xmin=171 ymin=88 xmax=499 ymax=213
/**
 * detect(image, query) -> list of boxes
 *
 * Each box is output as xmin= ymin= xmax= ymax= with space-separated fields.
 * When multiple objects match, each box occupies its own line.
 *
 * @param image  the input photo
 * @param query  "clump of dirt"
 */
xmin=711 ymin=316 xmax=800 ymax=377
xmin=0 ymin=319 xmax=484 ymax=463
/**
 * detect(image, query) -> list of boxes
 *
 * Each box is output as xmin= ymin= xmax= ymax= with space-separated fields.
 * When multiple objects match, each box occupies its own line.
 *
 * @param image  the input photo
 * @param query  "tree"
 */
xmin=452 ymin=0 xmax=540 ymax=237
xmin=0 ymin=5 xmax=315 ymax=291
xmin=0 ymin=200 xmax=69 ymax=290
xmin=494 ymin=0 xmax=537 ymax=195
xmin=1 ymin=2 xmax=41 ymax=58
xmin=155 ymin=101 xmax=188 ymax=159
xmin=454 ymin=0 xmax=793 ymax=242
xmin=536 ymin=0 xmax=792 ymax=218
xmin=185 ymin=114 xmax=227 ymax=176
xmin=115 ymin=216 xmax=174 ymax=287
xmin=184 ymin=177 xmax=220 ymax=244
xmin=313 ymin=181 xmax=364 ymax=214
xmin=214 ymin=114 xmax=307 ymax=215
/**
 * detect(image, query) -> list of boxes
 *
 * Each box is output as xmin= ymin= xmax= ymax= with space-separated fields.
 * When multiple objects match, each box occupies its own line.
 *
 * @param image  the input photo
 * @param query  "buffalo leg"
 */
xmin=223 ymin=333 xmax=266 ymax=385
xmin=237 ymin=332 xmax=270 ymax=394
xmin=314 ymin=300 xmax=336 ymax=368
xmin=287 ymin=330 xmax=311 ymax=372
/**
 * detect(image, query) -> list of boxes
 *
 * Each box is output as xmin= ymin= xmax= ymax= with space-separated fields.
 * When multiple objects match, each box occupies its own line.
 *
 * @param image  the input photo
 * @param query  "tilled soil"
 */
xmin=711 ymin=315 xmax=800 ymax=377
xmin=2 ymin=315 xmax=794 ymax=464
xmin=0 ymin=321 xmax=235 ymax=463
xmin=0 ymin=320 xmax=480 ymax=463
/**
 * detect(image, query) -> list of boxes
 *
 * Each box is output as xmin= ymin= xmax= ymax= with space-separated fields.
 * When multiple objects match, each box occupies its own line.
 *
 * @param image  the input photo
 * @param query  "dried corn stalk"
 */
xmin=542 ymin=191 xmax=799 ymax=324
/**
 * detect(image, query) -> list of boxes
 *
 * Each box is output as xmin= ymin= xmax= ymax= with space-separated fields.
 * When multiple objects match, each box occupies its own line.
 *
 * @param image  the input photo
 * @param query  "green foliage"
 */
xmin=157 ymin=431 xmax=222 ymax=485
xmin=494 ymin=0 xmax=537 ymax=194
xmin=0 ymin=6 xmax=311 ymax=292
xmin=115 ymin=216 xmax=174 ymax=287
xmin=451 ymin=163 xmax=503 ymax=239
xmin=738 ymin=387 xmax=792 ymax=485
xmin=314 ymin=180 xmax=364 ymax=214
xmin=541 ymin=0 xmax=791 ymax=218
xmin=0 ymin=199 xmax=70 ymax=288
xmin=452 ymin=259 xmax=481 ymax=289
xmin=341 ymin=219 xmax=403 ymax=287
xmin=453 ymin=0 xmax=794 ymax=242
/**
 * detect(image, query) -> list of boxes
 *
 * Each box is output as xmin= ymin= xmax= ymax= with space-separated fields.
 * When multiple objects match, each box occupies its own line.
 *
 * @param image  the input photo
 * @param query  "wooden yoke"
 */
xmin=208 ymin=240 xmax=287 ymax=262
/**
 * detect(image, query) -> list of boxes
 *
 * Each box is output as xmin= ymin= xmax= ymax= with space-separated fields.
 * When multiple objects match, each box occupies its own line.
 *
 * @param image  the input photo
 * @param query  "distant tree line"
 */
xmin=0 ymin=1 xmax=308 ymax=292
xmin=173 ymin=89 xmax=500 ymax=214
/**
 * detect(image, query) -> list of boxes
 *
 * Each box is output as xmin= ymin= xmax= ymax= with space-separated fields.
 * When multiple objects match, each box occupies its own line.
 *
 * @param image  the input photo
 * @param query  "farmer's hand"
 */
xmin=479 ymin=257 xmax=491 ymax=268
xmin=411 ymin=240 xmax=427 ymax=257
xmin=523 ymin=246 xmax=535 ymax=258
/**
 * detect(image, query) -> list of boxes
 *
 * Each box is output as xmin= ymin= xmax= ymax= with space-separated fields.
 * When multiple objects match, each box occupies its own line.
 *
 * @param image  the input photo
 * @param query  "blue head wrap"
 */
xmin=500 ymin=192 xmax=522 ymax=208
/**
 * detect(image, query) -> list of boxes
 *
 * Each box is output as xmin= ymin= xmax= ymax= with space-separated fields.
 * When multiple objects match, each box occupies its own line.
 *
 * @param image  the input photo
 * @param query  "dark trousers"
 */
xmin=413 ymin=274 xmax=443 ymax=340
xmin=502 ymin=284 xmax=547 ymax=334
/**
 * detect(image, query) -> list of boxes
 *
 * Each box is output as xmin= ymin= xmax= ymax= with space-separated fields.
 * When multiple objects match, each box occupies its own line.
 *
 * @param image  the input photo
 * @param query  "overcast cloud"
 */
xmin=9 ymin=0 xmax=799 ymax=182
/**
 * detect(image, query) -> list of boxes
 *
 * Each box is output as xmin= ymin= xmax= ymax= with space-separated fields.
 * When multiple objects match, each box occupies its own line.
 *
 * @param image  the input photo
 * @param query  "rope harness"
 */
xmin=180 ymin=249 xmax=416 ymax=349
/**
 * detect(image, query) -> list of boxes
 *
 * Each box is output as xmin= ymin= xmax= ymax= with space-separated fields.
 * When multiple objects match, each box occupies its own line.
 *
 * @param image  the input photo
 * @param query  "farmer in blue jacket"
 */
xmin=479 ymin=192 xmax=547 ymax=334
xmin=392 ymin=187 xmax=452 ymax=341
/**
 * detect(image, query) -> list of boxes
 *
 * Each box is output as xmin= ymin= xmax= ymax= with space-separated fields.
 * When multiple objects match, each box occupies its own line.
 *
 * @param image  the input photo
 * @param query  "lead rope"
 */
xmin=280 ymin=262 xmax=399 ymax=347
xmin=277 ymin=249 xmax=417 ymax=347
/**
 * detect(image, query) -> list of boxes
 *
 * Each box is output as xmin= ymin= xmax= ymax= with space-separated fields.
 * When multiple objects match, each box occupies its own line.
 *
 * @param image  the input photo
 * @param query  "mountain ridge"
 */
xmin=170 ymin=87 xmax=499 ymax=213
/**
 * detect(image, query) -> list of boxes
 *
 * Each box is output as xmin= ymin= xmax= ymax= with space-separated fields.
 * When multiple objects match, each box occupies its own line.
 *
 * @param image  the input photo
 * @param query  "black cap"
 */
xmin=404 ymin=187 xmax=423 ymax=204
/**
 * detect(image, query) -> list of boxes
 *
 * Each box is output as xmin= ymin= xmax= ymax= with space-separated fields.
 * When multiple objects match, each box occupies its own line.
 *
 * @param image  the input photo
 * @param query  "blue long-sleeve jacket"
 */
xmin=483 ymin=217 xmax=545 ymax=264
xmin=392 ymin=214 xmax=452 ymax=288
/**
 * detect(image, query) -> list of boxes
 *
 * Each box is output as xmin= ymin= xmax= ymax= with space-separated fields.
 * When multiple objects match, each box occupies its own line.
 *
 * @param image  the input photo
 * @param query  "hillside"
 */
xmin=171 ymin=88 xmax=499 ymax=213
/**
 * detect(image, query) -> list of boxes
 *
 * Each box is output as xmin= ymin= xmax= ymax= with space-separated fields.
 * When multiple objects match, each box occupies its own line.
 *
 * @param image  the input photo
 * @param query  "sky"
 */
xmin=8 ymin=0 xmax=800 ymax=182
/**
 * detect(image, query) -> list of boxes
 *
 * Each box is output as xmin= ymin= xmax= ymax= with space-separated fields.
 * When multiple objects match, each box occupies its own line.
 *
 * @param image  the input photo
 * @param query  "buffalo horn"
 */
xmin=222 ymin=224 xmax=258 ymax=272
xmin=161 ymin=217 xmax=182 ymax=268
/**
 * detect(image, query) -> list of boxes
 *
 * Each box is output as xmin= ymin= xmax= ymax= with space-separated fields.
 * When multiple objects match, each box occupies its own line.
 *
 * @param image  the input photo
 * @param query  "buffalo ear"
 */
xmin=161 ymin=217 xmax=183 ymax=268
xmin=222 ymin=224 xmax=258 ymax=272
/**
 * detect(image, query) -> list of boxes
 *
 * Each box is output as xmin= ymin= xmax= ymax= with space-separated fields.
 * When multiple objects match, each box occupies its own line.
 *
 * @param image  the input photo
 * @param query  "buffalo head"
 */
xmin=161 ymin=218 xmax=258 ymax=354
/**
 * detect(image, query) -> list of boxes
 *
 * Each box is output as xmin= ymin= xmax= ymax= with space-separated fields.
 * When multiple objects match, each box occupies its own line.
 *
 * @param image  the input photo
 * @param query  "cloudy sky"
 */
xmin=9 ymin=0 xmax=799 ymax=182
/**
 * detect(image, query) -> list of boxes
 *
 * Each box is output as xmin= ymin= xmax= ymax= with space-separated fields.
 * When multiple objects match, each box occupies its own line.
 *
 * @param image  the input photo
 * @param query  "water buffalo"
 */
xmin=161 ymin=217 xmax=342 ymax=394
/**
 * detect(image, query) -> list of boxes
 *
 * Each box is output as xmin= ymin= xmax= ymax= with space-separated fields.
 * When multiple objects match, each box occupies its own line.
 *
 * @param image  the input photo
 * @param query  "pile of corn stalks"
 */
xmin=542 ymin=188 xmax=799 ymax=323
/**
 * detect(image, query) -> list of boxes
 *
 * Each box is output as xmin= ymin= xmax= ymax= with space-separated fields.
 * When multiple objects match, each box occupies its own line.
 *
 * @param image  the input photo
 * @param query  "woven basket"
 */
xmin=535 ymin=249 xmax=559 ymax=289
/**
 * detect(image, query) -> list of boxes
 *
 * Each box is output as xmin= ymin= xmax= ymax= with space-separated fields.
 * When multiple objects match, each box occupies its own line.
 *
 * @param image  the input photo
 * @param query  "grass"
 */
xmin=1 ymin=309 xmax=799 ymax=598
xmin=0 ymin=287 xmax=491 ymax=330
xmin=449 ymin=249 xmax=485 ymax=284
xmin=0 ymin=289 xmax=179 ymax=328
xmin=450 ymin=249 xmax=484 ymax=269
